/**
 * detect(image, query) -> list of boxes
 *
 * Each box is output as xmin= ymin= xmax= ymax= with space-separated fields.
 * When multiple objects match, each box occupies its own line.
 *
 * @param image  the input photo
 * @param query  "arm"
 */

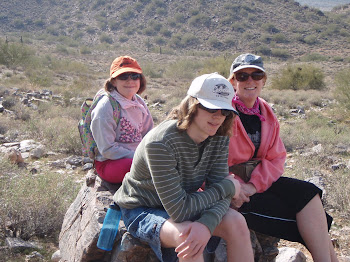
xmin=146 ymin=141 xmax=235 ymax=233
xmin=91 ymin=97 xmax=134 ymax=159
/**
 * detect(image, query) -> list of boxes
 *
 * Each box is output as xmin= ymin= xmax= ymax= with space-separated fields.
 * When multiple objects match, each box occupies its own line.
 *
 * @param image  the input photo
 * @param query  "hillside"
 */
xmin=1 ymin=0 xmax=350 ymax=59
xmin=0 ymin=1 xmax=350 ymax=261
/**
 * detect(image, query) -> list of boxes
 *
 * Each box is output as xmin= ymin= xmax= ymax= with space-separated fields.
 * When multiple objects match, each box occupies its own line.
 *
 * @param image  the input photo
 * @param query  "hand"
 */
xmin=175 ymin=222 xmax=211 ymax=260
xmin=230 ymin=183 xmax=257 ymax=209
xmin=225 ymin=174 xmax=241 ymax=199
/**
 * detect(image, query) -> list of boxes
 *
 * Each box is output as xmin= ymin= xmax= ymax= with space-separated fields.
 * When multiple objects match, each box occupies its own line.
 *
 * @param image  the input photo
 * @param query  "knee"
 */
xmin=216 ymin=209 xmax=250 ymax=239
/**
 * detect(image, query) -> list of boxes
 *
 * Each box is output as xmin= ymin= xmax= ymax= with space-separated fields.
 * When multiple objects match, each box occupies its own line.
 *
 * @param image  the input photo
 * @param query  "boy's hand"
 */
xmin=175 ymin=222 xmax=211 ymax=260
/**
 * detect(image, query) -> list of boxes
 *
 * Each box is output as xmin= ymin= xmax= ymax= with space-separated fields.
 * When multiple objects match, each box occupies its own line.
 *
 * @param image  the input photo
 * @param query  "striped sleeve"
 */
xmin=146 ymin=140 xmax=235 ymax=233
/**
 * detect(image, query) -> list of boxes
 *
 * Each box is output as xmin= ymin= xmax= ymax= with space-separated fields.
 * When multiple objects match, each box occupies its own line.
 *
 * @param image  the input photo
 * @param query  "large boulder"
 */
xmin=58 ymin=171 xmax=280 ymax=262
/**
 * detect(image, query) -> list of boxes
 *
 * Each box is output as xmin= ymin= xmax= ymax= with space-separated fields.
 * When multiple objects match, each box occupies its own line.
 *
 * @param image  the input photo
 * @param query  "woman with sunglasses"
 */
xmin=227 ymin=54 xmax=338 ymax=261
xmin=91 ymin=55 xmax=153 ymax=184
xmin=114 ymin=73 xmax=254 ymax=262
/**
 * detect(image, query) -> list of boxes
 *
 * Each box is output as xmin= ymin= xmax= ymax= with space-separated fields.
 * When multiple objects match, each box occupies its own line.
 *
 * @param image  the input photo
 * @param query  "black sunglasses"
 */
xmin=198 ymin=104 xmax=233 ymax=117
xmin=235 ymin=71 xmax=265 ymax=82
xmin=117 ymin=73 xmax=142 ymax=81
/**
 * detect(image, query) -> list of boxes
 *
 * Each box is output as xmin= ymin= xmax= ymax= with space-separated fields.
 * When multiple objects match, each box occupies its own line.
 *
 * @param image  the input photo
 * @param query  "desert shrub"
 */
xmin=188 ymin=14 xmax=211 ymax=27
xmin=199 ymin=56 xmax=232 ymax=78
xmin=144 ymin=27 xmax=157 ymax=36
xmin=327 ymin=169 xmax=350 ymax=218
xmin=160 ymin=28 xmax=172 ymax=37
xmin=86 ymin=27 xmax=96 ymax=34
xmin=0 ymin=158 xmax=80 ymax=240
xmin=303 ymin=34 xmax=318 ymax=45
xmin=119 ymin=35 xmax=128 ymax=43
xmin=80 ymin=46 xmax=92 ymax=55
xmin=25 ymin=69 xmax=54 ymax=87
xmin=280 ymin=110 xmax=350 ymax=152
xmin=334 ymin=69 xmax=350 ymax=110
xmin=154 ymin=36 xmax=165 ymax=45
xmin=181 ymin=33 xmax=199 ymax=47
xmin=142 ymin=63 xmax=164 ymax=78
xmin=255 ymin=45 xmax=271 ymax=56
xmin=0 ymin=41 xmax=34 ymax=67
xmin=270 ymin=48 xmax=289 ymax=59
xmin=261 ymin=22 xmax=279 ymax=33
xmin=100 ymin=34 xmax=113 ymax=44
xmin=174 ymin=13 xmax=186 ymax=23
xmin=156 ymin=7 xmax=167 ymax=15
xmin=56 ymin=45 xmax=69 ymax=55
xmin=270 ymin=64 xmax=325 ymax=90
xmin=260 ymin=34 xmax=272 ymax=44
xmin=169 ymin=34 xmax=182 ymax=48
xmin=272 ymin=33 xmax=288 ymax=43
xmin=208 ymin=37 xmax=222 ymax=48
xmin=26 ymin=113 xmax=82 ymax=154
xmin=164 ymin=59 xmax=202 ymax=79
xmin=300 ymin=53 xmax=327 ymax=62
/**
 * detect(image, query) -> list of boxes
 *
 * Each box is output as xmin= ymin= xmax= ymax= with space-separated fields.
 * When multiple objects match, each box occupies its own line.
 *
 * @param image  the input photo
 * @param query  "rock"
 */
xmin=58 ymin=174 xmax=280 ymax=262
xmin=331 ymin=163 xmax=347 ymax=171
xmin=110 ymin=232 xmax=159 ymax=262
xmin=20 ymin=139 xmax=39 ymax=152
xmin=66 ymin=155 xmax=83 ymax=166
xmin=25 ymin=251 xmax=44 ymax=261
xmin=276 ymin=247 xmax=306 ymax=262
xmin=58 ymin=175 xmax=120 ymax=262
xmin=5 ymin=237 xmax=39 ymax=253
xmin=339 ymin=256 xmax=350 ymax=262
xmin=212 ymin=231 xmax=279 ymax=262
xmin=82 ymin=162 xmax=94 ymax=171
xmin=51 ymin=250 xmax=61 ymax=262
xmin=30 ymin=145 xmax=46 ymax=159
xmin=311 ymin=144 xmax=323 ymax=154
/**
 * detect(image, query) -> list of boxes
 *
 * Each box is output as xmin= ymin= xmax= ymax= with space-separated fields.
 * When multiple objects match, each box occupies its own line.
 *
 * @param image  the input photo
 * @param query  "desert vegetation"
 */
xmin=0 ymin=0 xmax=350 ymax=261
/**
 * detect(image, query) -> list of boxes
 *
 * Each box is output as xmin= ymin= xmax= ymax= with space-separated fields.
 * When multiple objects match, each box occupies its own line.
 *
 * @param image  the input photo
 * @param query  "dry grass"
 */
xmin=0 ymin=41 xmax=349 ymax=260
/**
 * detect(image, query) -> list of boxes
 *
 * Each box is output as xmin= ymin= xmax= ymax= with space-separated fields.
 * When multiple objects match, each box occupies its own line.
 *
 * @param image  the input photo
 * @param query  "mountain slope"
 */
xmin=1 ymin=0 xmax=350 ymax=58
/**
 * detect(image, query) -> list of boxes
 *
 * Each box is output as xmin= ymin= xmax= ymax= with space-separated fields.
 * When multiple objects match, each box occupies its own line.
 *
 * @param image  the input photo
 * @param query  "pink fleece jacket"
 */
xmin=228 ymin=98 xmax=287 ymax=193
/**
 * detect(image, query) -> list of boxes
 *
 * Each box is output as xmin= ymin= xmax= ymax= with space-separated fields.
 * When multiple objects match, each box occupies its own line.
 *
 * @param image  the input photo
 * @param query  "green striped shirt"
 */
xmin=113 ymin=120 xmax=235 ymax=233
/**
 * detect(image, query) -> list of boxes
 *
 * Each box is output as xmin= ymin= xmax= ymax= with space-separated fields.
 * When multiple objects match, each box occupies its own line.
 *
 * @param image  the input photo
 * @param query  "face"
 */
xmin=232 ymin=68 xmax=265 ymax=108
xmin=187 ymin=105 xmax=227 ymax=144
xmin=111 ymin=72 xmax=141 ymax=100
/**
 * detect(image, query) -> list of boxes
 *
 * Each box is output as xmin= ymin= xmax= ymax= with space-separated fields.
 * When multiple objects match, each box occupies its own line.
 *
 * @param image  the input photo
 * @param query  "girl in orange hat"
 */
xmin=91 ymin=56 xmax=154 ymax=183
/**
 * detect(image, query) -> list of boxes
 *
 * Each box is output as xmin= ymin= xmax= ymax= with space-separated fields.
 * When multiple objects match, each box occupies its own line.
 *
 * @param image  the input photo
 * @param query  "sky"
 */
xmin=295 ymin=0 xmax=350 ymax=11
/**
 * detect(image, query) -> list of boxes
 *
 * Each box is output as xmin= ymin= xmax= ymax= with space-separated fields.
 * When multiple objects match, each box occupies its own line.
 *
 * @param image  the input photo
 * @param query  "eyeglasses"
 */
xmin=198 ymin=104 xmax=233 ymax=117
xmin=235 ymin=71 xmax=265 ymax=82
xmin=116 ymin=73 xmax=142 ymax=80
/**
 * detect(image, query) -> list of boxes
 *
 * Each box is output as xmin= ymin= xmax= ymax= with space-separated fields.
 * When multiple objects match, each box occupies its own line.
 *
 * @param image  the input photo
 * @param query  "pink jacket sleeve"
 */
xmin=228 ymin=98 xmax=287 ymax=193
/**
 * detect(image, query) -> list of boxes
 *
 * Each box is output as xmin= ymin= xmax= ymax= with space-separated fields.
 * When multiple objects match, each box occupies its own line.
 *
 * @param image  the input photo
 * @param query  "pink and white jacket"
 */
xmin=228 ymin=98 xmax=287 ymax=193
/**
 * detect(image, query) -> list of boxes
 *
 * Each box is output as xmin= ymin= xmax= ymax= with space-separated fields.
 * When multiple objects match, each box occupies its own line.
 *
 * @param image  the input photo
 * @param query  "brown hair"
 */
xmin=104 ymin=74 xmax=147 ymax=94
xmin=166 ymin=95 xmax=235 ymax=137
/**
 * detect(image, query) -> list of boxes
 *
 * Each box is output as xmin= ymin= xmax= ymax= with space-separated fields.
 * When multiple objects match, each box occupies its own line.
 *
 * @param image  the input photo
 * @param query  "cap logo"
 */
xmin=213 ymin=84 xmax=230 ymax=98
xmin=244 ymin=54 xmax=255 ymax=63
xmin=119 ymin=61 xmax=132 ymax=67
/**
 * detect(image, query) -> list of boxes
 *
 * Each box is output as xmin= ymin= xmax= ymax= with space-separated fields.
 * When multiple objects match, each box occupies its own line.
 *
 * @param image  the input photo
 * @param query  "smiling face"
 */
xmin=232 ymin=68 xmax=266 ymax=108
xmin=111 ymin=74 xmax=140 ymax=100
xmin=187 ymin=105 xmax=227 ymax=144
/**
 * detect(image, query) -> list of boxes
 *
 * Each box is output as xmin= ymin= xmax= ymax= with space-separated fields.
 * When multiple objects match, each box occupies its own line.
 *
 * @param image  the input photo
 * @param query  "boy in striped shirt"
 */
xmin=114 ymin=73 xmax=254 ymax=262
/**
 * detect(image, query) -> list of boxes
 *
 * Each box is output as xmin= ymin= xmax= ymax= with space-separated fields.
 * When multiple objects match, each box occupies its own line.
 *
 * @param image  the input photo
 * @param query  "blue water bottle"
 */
xmin=97 ymin=203 xmax=121 ymax=251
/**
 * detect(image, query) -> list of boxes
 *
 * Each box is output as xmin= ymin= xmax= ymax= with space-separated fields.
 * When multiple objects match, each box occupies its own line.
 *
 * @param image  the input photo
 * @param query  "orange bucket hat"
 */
xmin=110 ymin=56 xmax=143 ymax=79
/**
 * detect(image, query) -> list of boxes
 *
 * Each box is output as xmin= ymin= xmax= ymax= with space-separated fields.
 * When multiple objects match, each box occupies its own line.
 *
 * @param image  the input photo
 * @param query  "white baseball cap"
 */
xmin=187 ymin=73 xmax=238 ymax=115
